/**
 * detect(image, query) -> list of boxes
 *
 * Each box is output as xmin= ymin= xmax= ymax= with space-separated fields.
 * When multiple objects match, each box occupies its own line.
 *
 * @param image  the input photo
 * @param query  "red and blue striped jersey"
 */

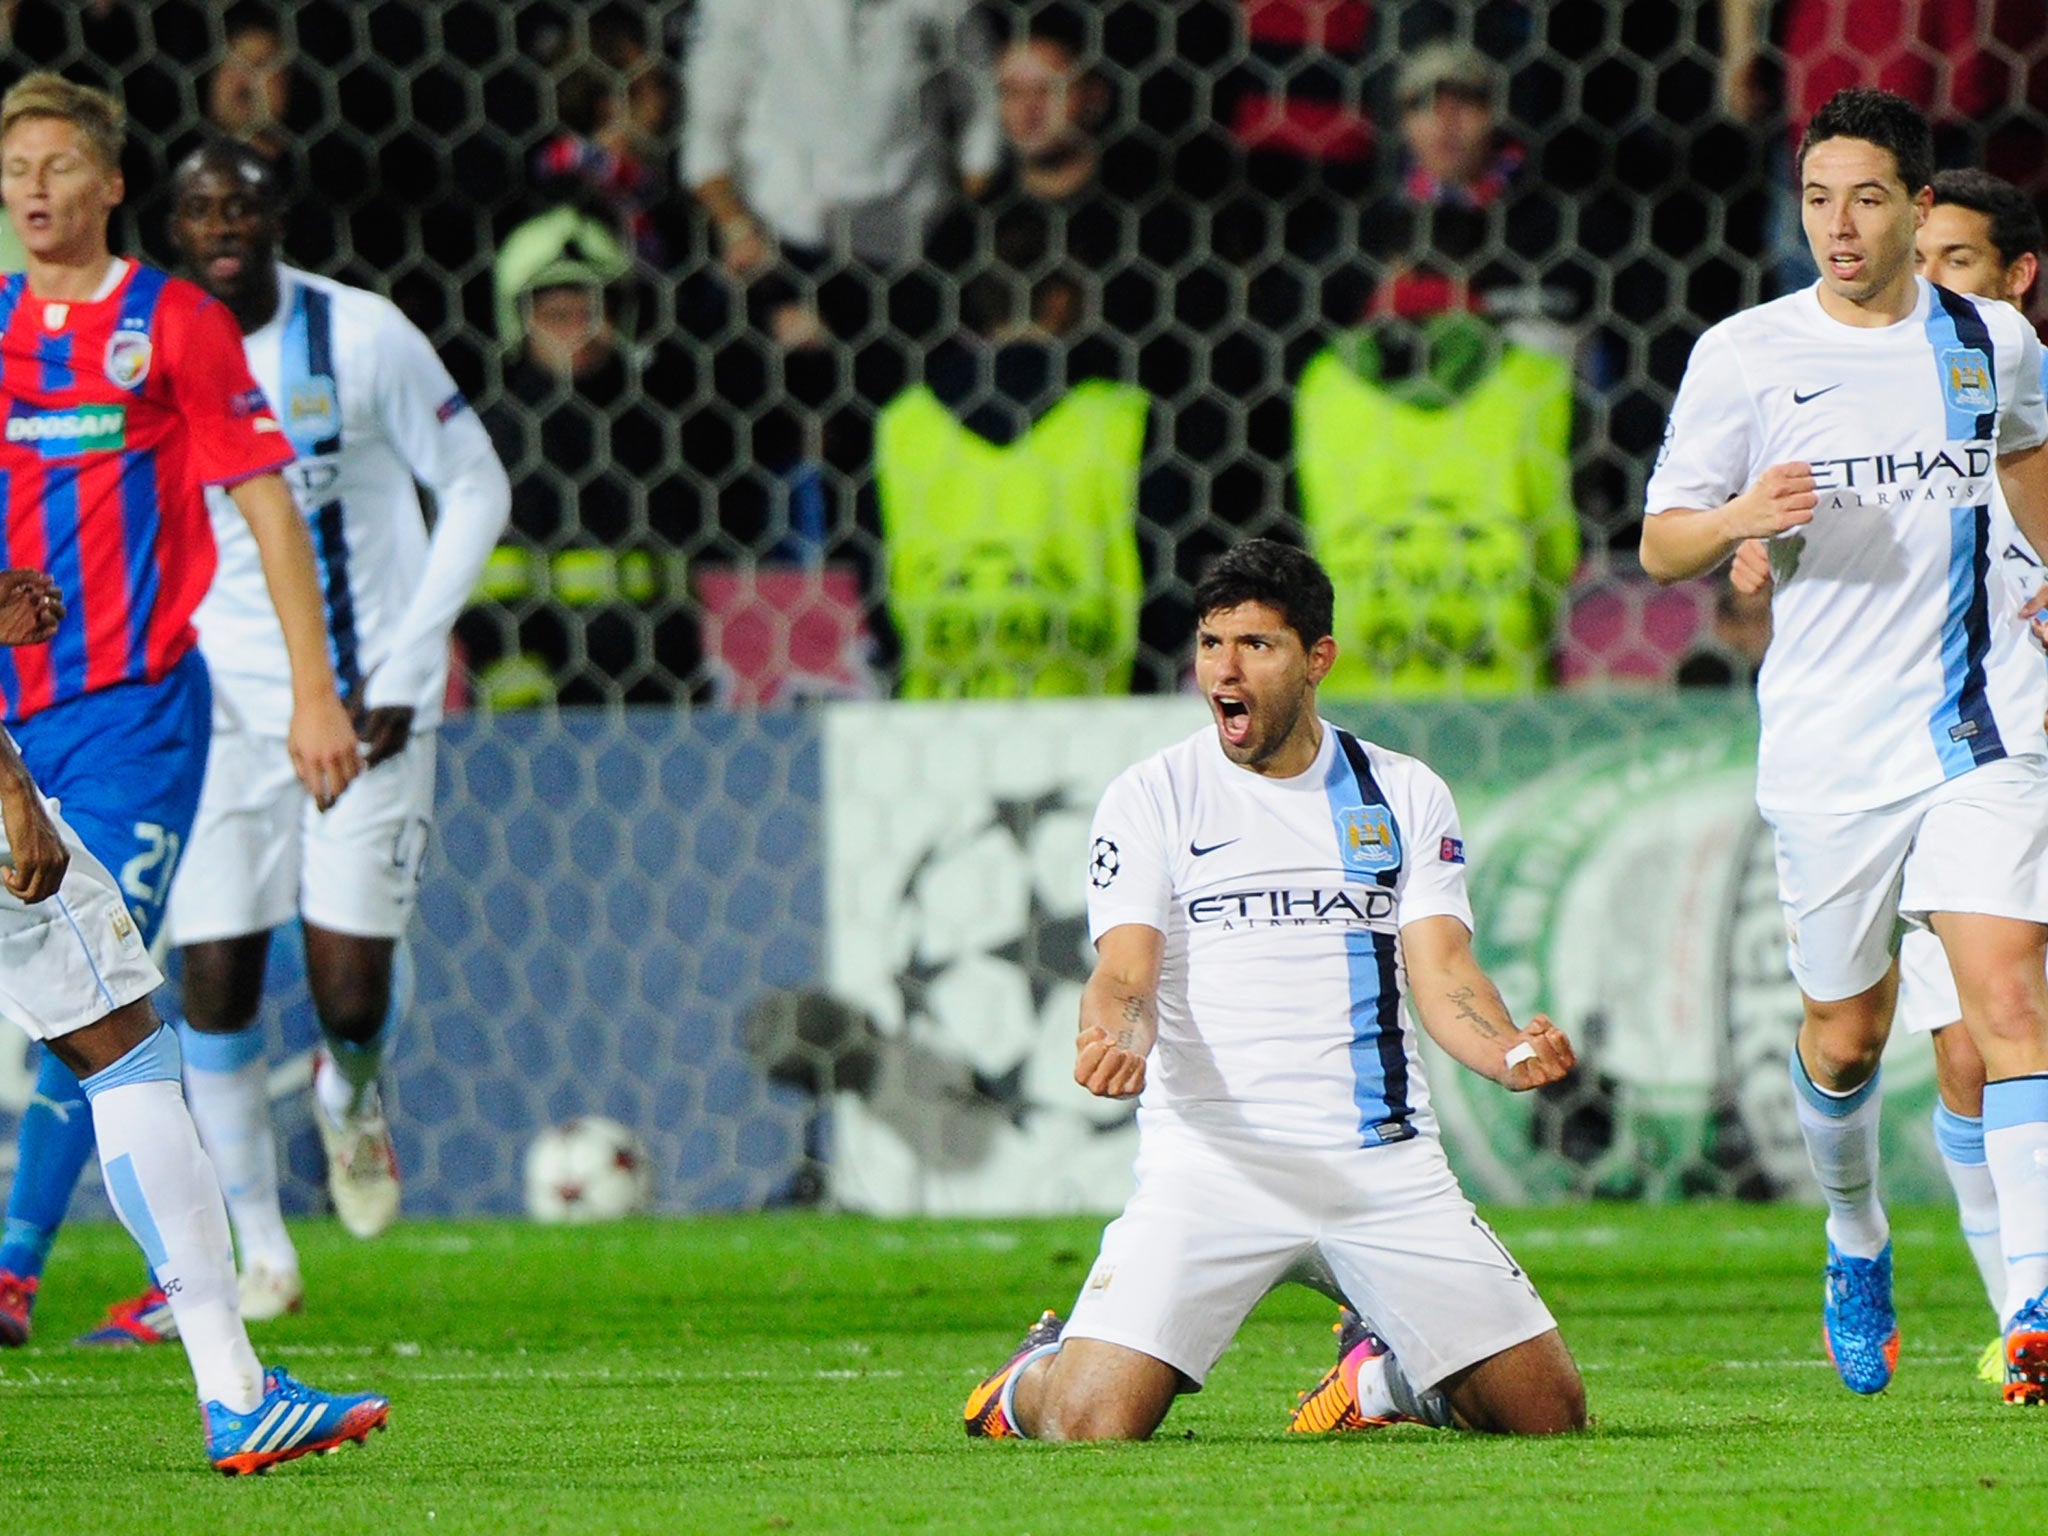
xmin=0 ymin=260 xmax=292 ymax=722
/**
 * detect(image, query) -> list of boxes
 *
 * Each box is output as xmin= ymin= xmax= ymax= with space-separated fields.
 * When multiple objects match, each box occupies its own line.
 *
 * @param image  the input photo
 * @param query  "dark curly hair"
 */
xmin=1798 ymin=88 xmax=1934 ymax=197
xmin=1193 ymin=539 xmax=1334 ymax=649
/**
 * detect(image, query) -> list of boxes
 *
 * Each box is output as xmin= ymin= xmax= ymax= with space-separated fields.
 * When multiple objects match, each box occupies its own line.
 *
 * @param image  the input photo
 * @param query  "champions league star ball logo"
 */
xmin=890 ymin=792 xmax=1130 ymax=1131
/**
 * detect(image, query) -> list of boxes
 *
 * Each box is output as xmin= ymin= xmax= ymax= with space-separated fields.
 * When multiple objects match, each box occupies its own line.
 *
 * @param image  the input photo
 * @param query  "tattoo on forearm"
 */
xmin=1114 ymin=993 xmax=1148 ymax=1051
xmin=1447 ymin=984 xmax=1503 ymax=1039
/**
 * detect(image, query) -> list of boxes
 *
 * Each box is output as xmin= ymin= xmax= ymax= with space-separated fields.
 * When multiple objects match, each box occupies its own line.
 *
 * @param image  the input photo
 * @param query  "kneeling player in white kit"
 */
xmin=964 ymin=541 xmax=1587 ymax=1441
xmin=0 ymin=569 xmax=387 ymax=1471
xmin=152 ymin=140 xmax=508 ymax=1317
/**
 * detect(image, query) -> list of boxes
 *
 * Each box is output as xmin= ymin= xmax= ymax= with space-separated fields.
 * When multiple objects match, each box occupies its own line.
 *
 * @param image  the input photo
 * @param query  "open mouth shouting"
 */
xmin=1213 ymin=691 xmax=1252 ymax=749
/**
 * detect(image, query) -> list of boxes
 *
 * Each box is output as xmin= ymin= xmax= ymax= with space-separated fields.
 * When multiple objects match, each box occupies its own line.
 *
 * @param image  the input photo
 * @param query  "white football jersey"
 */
xmin=1085 ymin=721 xmax=1472 ymax=1152
xmin=197 ymin=267 xmax=507 ymax=732
xmin=1647 ymin=278 xmax=2048 ymax=813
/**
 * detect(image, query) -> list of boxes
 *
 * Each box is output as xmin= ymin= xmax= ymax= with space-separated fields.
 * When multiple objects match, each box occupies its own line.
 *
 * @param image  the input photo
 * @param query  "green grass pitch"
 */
xmin=3 ymin=1203 xmax=2043 ymax=1535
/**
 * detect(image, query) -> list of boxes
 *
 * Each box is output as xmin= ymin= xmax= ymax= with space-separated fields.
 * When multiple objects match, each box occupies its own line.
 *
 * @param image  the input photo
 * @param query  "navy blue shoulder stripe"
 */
xmin=301 ymin=287 xmax=341 ymax=457
xmin=1335 ymin=729 xmax=1398 ymax=890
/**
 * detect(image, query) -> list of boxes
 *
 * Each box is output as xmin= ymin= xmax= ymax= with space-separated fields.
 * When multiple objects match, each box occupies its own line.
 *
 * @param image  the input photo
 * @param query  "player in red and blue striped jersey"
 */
xmin=0 ymin=72 xmax=385 ymax=1472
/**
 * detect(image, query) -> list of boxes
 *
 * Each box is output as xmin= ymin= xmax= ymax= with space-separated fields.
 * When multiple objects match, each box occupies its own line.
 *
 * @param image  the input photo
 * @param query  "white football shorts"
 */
xmin=1062 ymin=1123 xmax=1557 ymax=1392
xmin=1895 ymin=928 xmax=1961 ymax=1036
xmin=167 ymin=725 xmax=436 ymax=945
xmin=1761 ymin=755 xmax=2048 ymax=1003
xmin=0 ymin=792 xmax=161 ymax=1040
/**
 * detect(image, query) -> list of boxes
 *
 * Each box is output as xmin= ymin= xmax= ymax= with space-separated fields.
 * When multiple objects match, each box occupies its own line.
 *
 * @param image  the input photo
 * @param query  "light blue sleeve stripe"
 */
xmin=52 ymin=895 xmax=118 ymax=1014
xmin=102 ymin=1152 xmax=168 ymax=1272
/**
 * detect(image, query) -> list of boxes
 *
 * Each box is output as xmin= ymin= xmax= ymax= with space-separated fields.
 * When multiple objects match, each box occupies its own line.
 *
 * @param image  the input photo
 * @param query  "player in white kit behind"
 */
xmin=136 ymin=138 xmax=508 ymax=1321
xmin=1643 ymin=89 xmax=2048 ymax=1403
xmin=963 ymin=540 xmax=1586 ymax=1441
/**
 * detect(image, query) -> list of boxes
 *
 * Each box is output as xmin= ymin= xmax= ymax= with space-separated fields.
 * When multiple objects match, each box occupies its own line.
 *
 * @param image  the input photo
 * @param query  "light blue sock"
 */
xmin=1983 ymin=1075 xmax=2048 ymax=1324
xmin=1933 ymin=1101 xmax=2004 ymax=1320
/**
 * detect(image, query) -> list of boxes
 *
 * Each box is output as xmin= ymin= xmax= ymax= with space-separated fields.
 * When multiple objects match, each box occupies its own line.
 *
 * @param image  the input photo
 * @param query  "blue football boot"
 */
xmin=206 ymin=1365 xmax=389 ymax=1475
xmin=1823 ymin=1240 xmax=1899 ymax=1395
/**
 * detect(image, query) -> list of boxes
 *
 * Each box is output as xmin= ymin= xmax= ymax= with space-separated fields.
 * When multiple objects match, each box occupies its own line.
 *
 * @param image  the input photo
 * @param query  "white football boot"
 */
xmin=312 ymin=1049 xmax=402 ymax=1239
xmin=238 ymin=1260 xmax=305 ymax=1322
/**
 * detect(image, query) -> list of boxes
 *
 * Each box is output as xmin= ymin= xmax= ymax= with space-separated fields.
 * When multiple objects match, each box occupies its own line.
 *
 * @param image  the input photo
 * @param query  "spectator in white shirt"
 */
xmin=682 ymin=0 xmax=1000 ymax=277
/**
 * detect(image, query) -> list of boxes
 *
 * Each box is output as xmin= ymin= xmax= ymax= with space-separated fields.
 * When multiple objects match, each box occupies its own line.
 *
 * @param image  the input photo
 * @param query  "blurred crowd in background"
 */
xmin=13 ymin=0 xmax=2046 ymax=707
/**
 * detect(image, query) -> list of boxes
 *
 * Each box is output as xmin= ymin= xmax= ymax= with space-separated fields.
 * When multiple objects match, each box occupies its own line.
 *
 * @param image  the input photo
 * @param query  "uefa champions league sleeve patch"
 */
xmin=1089 ymin=837 xmax=1120 ymax=888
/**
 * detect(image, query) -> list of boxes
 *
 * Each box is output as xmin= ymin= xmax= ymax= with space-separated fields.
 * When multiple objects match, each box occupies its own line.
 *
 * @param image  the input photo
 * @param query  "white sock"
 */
xmin=84 ymin=1028 xmax=264 ymax=1412
xmin=997 ymin=1342 xmax=1061 ymax=1438
xmin=1789 ymin=1046 xmax=1888 ymax=1259
xmin=179 ymin=1025 xmax=297 ymax=1278
xmin=1983 ymin=1075 xmax=2048 ymax=1325
xmin=1351 ymin=1345 xmax=1451 ymax=1427
xmin=1932 ymin=1102 xmax=2004 ymax=1321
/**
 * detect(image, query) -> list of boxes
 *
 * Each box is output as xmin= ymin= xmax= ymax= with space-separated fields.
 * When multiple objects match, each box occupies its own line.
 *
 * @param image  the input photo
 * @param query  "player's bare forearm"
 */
xmin=1075 ymin=923 xmax=1163 ymax=1099
xmin=228 ymin=473 xmax=338 ymax=700
xmin=1079 ymin=971 xmax=1156 ymax=1064
xmin=226 ymin=472 xmax=361 ymax=808
xmin=0 ymin=739 xmax=65 ymax=902
xmin=1641 ymin=464 xmax=1816 ymax=584
xmin=1401 ymin=914 xmax=1576 ymax=1090
xmin=1998 ymin=442 xmax=2048 ymax=560
xmin=1640 ymin=506 xmax=1741 ymax=583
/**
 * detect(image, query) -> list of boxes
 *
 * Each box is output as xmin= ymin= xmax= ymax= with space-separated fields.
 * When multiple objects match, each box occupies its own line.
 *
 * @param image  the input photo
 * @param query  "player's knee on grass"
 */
xmin=1020 ymin=1339 xmax=1180 ymax=1442
xmin=1444 ymin=1331 xmax=1586 ymax=1436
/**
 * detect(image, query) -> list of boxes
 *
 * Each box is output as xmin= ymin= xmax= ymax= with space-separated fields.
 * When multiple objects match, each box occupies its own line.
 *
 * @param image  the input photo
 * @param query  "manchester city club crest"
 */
xmin=104 ymin=327 xmax=152 ymax=390
xmin=1941 ymin=347 xmax=1994 ymax=415
xmin=1340 ymin=805 xmax=1400 ymax=872
xmin=288 ymin=375 xmax=340 ymax=441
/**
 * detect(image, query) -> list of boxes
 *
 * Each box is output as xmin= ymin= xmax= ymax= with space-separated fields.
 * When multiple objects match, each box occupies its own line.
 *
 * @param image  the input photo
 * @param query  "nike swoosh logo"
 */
xmin=1189 ymin=838 xmax=1239 ymax=857
xmin=1791 ymin=385 xmax=1842 ymax=404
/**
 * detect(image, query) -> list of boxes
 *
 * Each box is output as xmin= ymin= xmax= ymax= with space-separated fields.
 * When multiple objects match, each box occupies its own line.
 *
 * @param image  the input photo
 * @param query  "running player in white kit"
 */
xmin=151 ymin=139 xmax=507 ymax=1318
xmin=1643 ymin=89 xmax=2048 ymax=1404
xmin=963 ymin=541 xmax=1586 ymax=1442
xmin=1738 ymin=166 xmax=2048 ymax=1386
